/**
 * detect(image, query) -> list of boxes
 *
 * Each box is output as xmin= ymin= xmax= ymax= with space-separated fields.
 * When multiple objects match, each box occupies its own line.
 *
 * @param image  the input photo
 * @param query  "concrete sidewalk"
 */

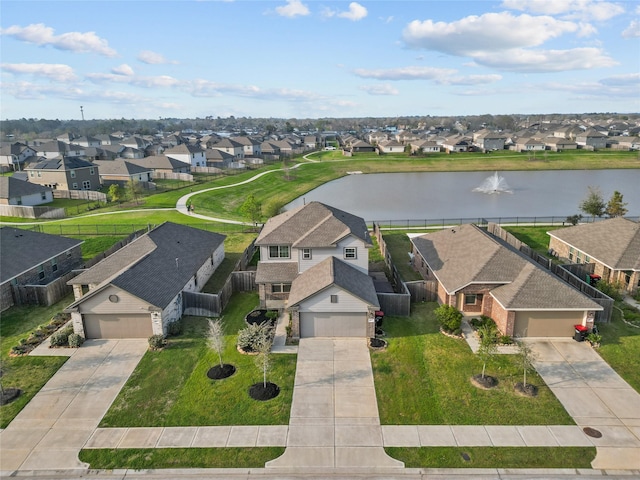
xmin=528 ymin=338 xmax=640 ymax=470
xmin=266 ymin=338 xmax=403 ymax=469
xmin=0 ymin=339 xmax=147 ymax=473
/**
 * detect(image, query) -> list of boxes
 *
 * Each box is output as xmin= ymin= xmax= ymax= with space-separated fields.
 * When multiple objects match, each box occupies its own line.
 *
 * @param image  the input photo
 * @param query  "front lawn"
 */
xmin=371 ymin=302 xmax=574 ymax=425
xmin=0 ymin=297 xmax=71 ymax=428
xmin=100 ymin=292 xmax=296 ymax=427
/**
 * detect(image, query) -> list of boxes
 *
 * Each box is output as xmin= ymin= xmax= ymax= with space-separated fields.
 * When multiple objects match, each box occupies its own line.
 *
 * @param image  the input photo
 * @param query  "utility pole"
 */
xmin=80 ymin=106 xmax=85 ymax=121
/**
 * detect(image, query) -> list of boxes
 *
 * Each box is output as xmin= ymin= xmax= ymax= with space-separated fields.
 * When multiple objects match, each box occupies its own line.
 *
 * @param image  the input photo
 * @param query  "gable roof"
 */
xmin=26 ymin=156 xmax=95 ymax=171
xmin=548 ymin=217 xmax=640 ymax=270
xmin=0 ymin=176 xmax=51 ymax=199
xmin=411 ymin=224 xmax=601 ymax=311
xmin=287 ymin=256 xmax=379 ymax=308
xmin=255 ymin=201 xmax=371 ymax=248
xmin=1 ymin=227 xmax=83 ymax=283
xmin=128 ymin=155 xmax=187 ymax=170
xmin=67 ymin=222 xmax=225 ymax=309
xmin=94 ymin=160 xmax=151 ymax=176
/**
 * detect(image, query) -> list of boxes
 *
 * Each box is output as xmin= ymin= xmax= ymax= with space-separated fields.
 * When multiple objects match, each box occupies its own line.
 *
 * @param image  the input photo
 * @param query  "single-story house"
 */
xmin=65 ymin=222 xmax=225 ymax=339
xmin=377 ymin=140 xmax=405 ymax=153
xmin=255 ymin=201 xmax=379 ymax=338
xmin=1 ymin=227 xmax=83 ymax=311
xmin=547 ymin=217 xmax=640 ymax=295
xmin=410 ymin=224 xmax=602 ymax=337
xmin=94 ymin=160 xmax=153 ymax=186
xmin=128 ymin=155 xmax=191 ymax=174
xmin=0 ymin=176 xmax=53 ymax=206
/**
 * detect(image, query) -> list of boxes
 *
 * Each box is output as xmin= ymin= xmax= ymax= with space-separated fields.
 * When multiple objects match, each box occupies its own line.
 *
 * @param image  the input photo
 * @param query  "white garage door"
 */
xmin=300 ymin=312 xmax=367 ymax=338
xmin=83 ymin=314 xmax=153 ymax=339
xmin=513 ymin=311 xmax=583 ymax=337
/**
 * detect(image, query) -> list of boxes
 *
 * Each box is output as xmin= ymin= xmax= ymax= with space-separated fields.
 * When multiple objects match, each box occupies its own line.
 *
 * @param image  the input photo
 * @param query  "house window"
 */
xmin=37 ymin=171 xmax=41 ymax=177
xmin=82 ymin=180 xmax=91 ymax=190
xmin=344 ymin=247 xmax=357 ymax=259
xmin=269 ymin=245 xmax=290 ymax=259
xmin=568 ymin=247 xmax=575 ymax=262
xmin=576 ymin=251 xmax=582 ymax=263
xmin=38 ymin=265 xmax=45 ymax=280
xmin=272 ymin=283 xmax=291 ymax=293
xmin=51 ymin=259 xmax=58 ymax=272
xmin=464 ymin=294 xmax=477 ymax=305
xmin=302 ymin=248 xmax=312 ymax=260
xmin=194 ymin=275 xmax=198 ymax=287
xmin=70 ymin=170 xmax=76 ymax=178
xmin=584 ymin=255 xmax=590 ymax=263
xmin=17 ymin=199 xmax=22 ymax=205
xmin=90 ymin=167 xmax=95 ymax=175
xmin=41 ymin=192 xmax=47 ymax=200
xmin=72 ymin=182 xmax=78 ymax=189
xmin=30 ymin=171 xmax=35 ymax=177
xmin=331 ymin=294 xmax=338 ymax=303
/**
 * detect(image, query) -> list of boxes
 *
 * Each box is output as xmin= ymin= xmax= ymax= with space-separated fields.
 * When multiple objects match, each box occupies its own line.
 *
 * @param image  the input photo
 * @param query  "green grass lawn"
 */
xmin=381 ymin=232 xmax=423 ymax=282
xmin=386 ymin=446 xmax=596 ymax=469
xmin=100 ymin=292 xmax=296 ymax=427
xmin=371 ymin=302 xmax=574 ymax=425
xmin=79 ymin=447 xmax=284 ymax=469
xmin=0 ymin=296 xmax=72 ymax=428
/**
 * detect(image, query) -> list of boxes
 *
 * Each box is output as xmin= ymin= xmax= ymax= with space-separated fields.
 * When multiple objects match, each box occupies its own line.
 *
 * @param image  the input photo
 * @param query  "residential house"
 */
xmin=208 ymin=138 xmax=245 ymax=159
xmin=515 ymin=137 xmax=546 ymax=152
xmin=118 ymin=147 xmax=145 ymax=159
xmin=442 ymin=135 xmax=472 ymax=153
xmin=411 ymin=224 xmax=602 ymax=337
xmin=367 ymin=131 xmax=389 ymax=145
xmin=547 ymin=218 xmax=640 ymax=296
xmin=260 ymin=141 xmax=281 ymax=160
xmin=303 ymin=135 xmax=318 ymax=150
xmin=544 ymin=137 xmax=578 ymax=152
xmin=377 ymin=139 xmax=405 ymax=154
xmin=409 ymin=139 xmax=441 ymax=154
xmin=164 ymin=143 xmax=207 ymax=167
xmin=74 ymin=136 xmax=102 ymax=148
xmin=35 ymin=141 xmax=85 ymax=159
xmin=230 ymin=136 xmax=262 ymax=157
xmin=129 ymin=155 xmax=191 ymax=174
xmin=25 ymin=157 xmax=100 ymax=191
xmin=0 ymin=176 xmax=53 ymax=206
xmin=94 ymin=160 xmax=153 ymax=187
xmin=575 ymin=129 xmax=608 ymax=149
xmin=66 ymin=222 xmax=225 ymax=339
xmin=1 ymin=227 xmax=83 ymax=311
xmin=206 ymin=149 xmax=239 ymax=169
xmin=473 ymin=131 xmax=506 ymax=152
xmin=255 ymin=202 xmax=379 ymax=338
xmin=0 ymin=142 xmax=38 ymax=171
xmin=119 ymin=136 xmax=152 ymax=150
xmin=94 ymin=134 xmax=120 ymax=145
xmin=346 ymin=139 xmax=376 ymax=153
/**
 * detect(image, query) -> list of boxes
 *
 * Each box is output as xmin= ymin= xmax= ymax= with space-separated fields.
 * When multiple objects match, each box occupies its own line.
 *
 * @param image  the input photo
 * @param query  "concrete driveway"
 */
xmin=528 ymin=338 xmax=640 ymax=470
xmin=0 ymin=339 xmax=147 ymax=473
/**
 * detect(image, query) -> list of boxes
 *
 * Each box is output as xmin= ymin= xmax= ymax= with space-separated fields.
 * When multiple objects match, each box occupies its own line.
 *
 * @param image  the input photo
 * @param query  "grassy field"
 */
xmin=597 ymin=306 xmax=640 ymax=392
xmin=372 ymin=302 xmax=574 ymax=425
xmin=100 ymin=292 xmax=297 ymax=427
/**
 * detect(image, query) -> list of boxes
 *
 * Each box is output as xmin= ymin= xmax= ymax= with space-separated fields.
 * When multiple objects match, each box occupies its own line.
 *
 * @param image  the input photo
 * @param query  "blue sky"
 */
xmin=1 ymin=0 xmax=639 ymax=120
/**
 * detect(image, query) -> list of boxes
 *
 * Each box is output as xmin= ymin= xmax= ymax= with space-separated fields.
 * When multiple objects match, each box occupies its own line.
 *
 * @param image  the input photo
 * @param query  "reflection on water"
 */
xmin=285 ymin=170 xmax=640 ymax=222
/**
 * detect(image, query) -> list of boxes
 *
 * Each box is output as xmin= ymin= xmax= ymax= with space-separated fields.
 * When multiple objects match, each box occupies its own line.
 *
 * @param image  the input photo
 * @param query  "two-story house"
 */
xmin=25 ymin=157 xmax=99 ymax=191
xmin=254 ymin=202 xmax=380 ymax=339
xmin=0 ymin=142 xmax=38 ymax=171
xmin=164 ymin=143 xmax=208 ymax=167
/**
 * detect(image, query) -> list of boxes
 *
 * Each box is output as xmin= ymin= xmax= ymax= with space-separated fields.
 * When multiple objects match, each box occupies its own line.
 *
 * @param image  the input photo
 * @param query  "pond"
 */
xmin=285 ymin=169 xmax=640 ymax=223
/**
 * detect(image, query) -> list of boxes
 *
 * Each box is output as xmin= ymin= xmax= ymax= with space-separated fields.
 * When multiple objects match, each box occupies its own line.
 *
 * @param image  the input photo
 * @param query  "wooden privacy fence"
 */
xmin=152 ymin=172 xmax=194 ymax=182
xmin=11 ymin=271 xmax=76 ymax=307
xmin=0 ymin=204 xmax=65 ymax=219
xmin=53 ymin=190 xmax=107 ymax=202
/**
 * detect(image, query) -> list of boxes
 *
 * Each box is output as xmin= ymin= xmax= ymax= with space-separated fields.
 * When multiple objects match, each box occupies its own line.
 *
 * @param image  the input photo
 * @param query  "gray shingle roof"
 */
xmin=26 ymin=156 xmax=95 ymax=171
xmin=412 ymin=224 xmax=601 ymax=311
xmin=68 ymin=223 xmax=225 ymax=309
xmin=287 ymin=256 xmax=379 ymax=308
xmin=255 ymin=262 xmax=299 ymax=284
xmin=94 ymin=160 xmax=151 ymax=176
xmin=548 ymin=217 xmax=640 ymax=270
xmin=256 ymin=201 xmax=371 ymax=248
xmin=1 ymin=227 xmax=83 ymax=283
xmin=0 ymin=176 xmax=51 ymax=199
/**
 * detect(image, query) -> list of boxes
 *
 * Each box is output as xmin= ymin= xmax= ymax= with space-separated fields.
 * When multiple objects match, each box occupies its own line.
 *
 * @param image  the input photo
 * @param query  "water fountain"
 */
xmin=473 ymin=171 xmax=513 ymax=194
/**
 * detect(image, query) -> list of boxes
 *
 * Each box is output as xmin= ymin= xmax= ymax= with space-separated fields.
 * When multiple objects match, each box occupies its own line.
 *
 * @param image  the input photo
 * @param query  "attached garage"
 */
xmin=83 ymin=314 xmax=153 ymax=339
xmin=300 ymin=312 xmax=367 ymax=338
xmin=513 ymin=311 xmax=584 ymax=338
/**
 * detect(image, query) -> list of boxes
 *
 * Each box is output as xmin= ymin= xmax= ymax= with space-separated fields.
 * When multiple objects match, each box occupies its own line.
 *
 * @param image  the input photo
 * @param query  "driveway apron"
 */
xmin=529 ymin=338 xmax=640 ymax=470
xmin=266 ymin=338 xmax=403 ymax=469
xmin=0 ymin=339 xmax=147 ymax=472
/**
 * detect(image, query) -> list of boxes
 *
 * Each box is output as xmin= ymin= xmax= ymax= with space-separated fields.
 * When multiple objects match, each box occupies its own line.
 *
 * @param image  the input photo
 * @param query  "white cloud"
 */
xmin=440 ymin=74 xmax=503 ymax=86
xmin=1 ymin=63 xmax=77 ymax=82
xmin=359 ymin=84 xmax=399 ymax=95
xmin=1 ymin=81 xmax=147 ymax=104
xmin=275 ymin=0 xmax=310 ymax=18
xmin=338 ymin=2 xmax=368 ymax=21
xmin=403 ymin=12 xmax=580 ymax=55
xmin=86 ymin=72 xmax=180 ymax=88
xmin=473 ymin=47 xmax=617 ymax=72
xmin=599 ymin=72 xmax=640 ymax=86
xmin=0 ymin=23 xmax=116 ymax=57
xmin=353 ymin=66 xmax=457 ymax=81
xmin=622 ymin=20 xmax=640 ymax=38
xmin=137 ymin=50 xmax=178 ymax=65
xmin=501 ymin=0 xmax=625 ymax=21
xmin=112 ymin=64 xmax=134 ymax=76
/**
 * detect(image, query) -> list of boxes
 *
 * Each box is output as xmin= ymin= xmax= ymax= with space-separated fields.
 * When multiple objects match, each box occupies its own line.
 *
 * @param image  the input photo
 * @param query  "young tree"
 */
xmin=605 ymin=190 xmax=628 ymax=217
xmin=579 ymin=186 xmax=606 ymax=221
xmin=126 ymin=179 xmax=143 ymax=205
xmin=515 ymin=338 xmax=536 ymax=388
xmin=476 ymin=323 xmax=498 ymax=380
xmin=253 ymin=326 xmax=273 ymax=388
xmin=107 ymin=184 xmax=123 ymax=203
xmin=240 ymin=194 xmax=262 ymax=225
xmin=207 ymin=318 xmax=225 ymax=368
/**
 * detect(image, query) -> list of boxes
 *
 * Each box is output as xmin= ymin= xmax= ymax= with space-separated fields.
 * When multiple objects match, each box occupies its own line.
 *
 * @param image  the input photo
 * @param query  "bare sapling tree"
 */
xmin=516 ymin=337 xmax=536 ymax=388
xmin=207 ymin=318 xmax=225 ymax=368
xmin=477 ymin=324 xmax=498 ymax=380
xmin=254 ymin=327 xmax=273 ymax=388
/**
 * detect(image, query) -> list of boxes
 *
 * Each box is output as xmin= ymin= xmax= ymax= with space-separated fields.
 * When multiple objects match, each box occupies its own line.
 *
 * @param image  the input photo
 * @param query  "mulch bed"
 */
xmin=470 ymin=374 xmax=498 ymax=390
xmin=0 ymin=388 xmax=22 ymax=406
xmin=245 ymin=310 xmax=277 ymax=326
xmin=207 ymin=364 xmax=236 ymax=380
xmin=514 ymin=382 xmax=538 ymax=397
xmin=369 ymin=337 xmax=387 ymax=350
xmin=249 ymin=382 xmax=280 ymax=401
xmin=440 ymin=327 xmax=464 ymax=339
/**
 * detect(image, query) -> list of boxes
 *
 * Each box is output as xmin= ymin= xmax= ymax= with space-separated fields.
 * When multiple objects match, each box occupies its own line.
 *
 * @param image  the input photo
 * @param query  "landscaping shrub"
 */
xmin=596 ymin=281 xmax=624 ymax=302
xmin=148 ymin=334 xmax=166 ymax=350
xmin=49 ymin=326 xmax=74 ymax=347
xmin=50 ymin=312 xmax=71 ymax=327
xmin=167 ymin=319 xmax=183 ymax=337
xmin=68 ymin=333 xmax=84 ymax=348
xmin=237 ymin=322 xmax=273 ymax=352
xmin=434 ymin=304 xmax=463 ymax=334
